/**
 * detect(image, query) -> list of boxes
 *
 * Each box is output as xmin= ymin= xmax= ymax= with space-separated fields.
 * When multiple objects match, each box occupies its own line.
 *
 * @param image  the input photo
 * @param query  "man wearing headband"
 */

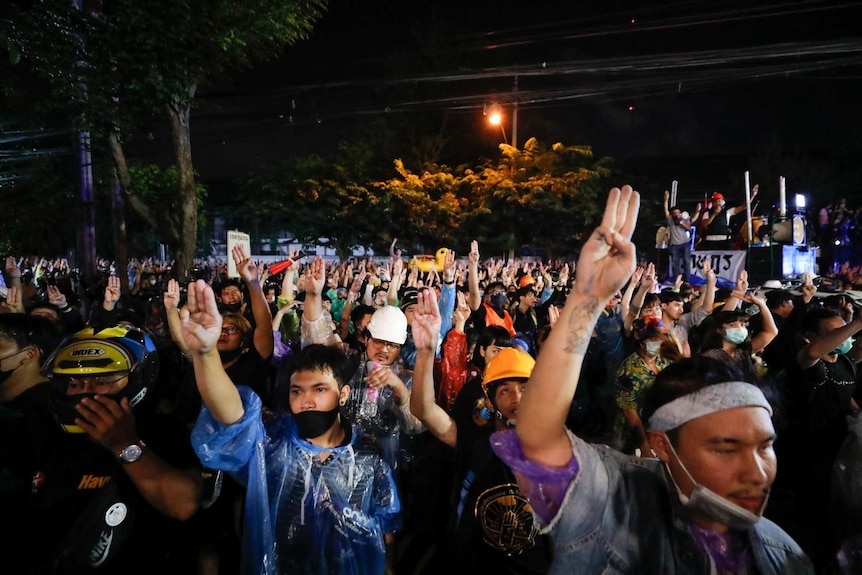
xmin=490 ymin=187 xmax=811 ymax=573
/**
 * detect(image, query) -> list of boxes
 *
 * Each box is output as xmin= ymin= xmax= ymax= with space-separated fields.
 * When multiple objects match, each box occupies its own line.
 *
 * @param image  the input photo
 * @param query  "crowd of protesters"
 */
xmin=2 ymin=188 xmax=862 ymax=574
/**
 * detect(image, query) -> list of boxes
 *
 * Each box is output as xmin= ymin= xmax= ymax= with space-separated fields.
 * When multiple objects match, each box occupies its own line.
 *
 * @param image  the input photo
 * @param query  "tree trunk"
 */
xmin=167 ymin=86 xmax=198 ymax=280
xmin=335 ymin=240 xmax=351 ymax=262
xmin=111 ymin=171 xmax=129 ymax=296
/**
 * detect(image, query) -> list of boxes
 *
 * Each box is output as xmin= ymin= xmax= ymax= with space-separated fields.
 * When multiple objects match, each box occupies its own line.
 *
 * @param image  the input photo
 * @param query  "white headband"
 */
xmin=647 ymin=381 xmax=773 ymax=432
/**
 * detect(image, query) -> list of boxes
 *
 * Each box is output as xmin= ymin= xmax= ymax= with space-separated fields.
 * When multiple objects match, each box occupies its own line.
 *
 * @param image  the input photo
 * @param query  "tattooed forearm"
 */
xmin=563 ymin=295 xmax=600 ymax=354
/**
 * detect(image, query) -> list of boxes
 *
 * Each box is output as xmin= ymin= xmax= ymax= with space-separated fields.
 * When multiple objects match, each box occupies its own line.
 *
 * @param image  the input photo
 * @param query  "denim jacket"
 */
xmin=493 ymin=430 xmax=813 ymax=575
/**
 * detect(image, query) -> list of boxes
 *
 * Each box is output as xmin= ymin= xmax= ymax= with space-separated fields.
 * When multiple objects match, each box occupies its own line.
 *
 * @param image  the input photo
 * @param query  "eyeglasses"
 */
xmin=369 ymin=337 xmax=401 ymax=351
xmin=64 ymin=373 xmax=129 ymax=394
xmin=221 ymin=325 xmax=241 ymax=336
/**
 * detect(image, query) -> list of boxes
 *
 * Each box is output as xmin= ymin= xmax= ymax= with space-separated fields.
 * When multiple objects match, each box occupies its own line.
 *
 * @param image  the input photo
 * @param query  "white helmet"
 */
xmin=366 ymin=305 xmax=408 ymax=345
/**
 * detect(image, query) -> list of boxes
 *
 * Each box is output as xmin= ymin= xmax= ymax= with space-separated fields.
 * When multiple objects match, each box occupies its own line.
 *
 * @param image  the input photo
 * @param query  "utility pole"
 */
xmin=74 ymin=0 xmax=97 ymax=285
xmin=512 ymin=75 xmax=518 ymax=149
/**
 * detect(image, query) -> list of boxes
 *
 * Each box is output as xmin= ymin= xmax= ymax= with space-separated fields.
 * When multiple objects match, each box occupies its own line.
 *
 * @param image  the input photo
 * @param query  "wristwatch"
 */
xmin=117 ymin=441 xmax=146 ymax=464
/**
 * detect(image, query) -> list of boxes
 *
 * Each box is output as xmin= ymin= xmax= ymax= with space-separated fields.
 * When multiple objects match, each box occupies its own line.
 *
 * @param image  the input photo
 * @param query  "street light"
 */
xmin=485 ymin=102 xmax=508 ymax=144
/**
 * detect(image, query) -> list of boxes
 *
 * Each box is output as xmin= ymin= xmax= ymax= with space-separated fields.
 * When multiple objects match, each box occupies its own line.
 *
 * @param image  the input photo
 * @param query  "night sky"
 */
xmin=137 ymin=1 xmax=862 ymax=204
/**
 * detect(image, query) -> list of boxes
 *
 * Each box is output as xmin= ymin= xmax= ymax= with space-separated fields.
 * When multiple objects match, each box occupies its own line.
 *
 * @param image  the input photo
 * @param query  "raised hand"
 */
xmin=735 ymin=269 xmax=749 ymax=296
xmin=0 ymin=286 xmax=24 ymax=314
xmin=232 ymin=244 xmax=258 ymax=285
xmin=179 ymin=280 xmax=222 ymax=354
xmin=631 ymin=266 xmax=645 ymax=286
xmin=702 ymin=259 xmax=716 ymax=285
xmin=452 ymin=291 xmax=471 ymax=331
xmin=163 ymin=278 xmax=182 ymax=312
xmin=103 ymin=276 xmax=121 ymax=310
xmin=411 ymin=287 xmax=442 ymax=352
xmin=572 ymin=186 xmax=640 ymax=302
xmin=47 ymin=284 xmax=68 ymax=309
xmin=558 ymin=263 xmax=570 ymax=287
xmin=304 ymin=256 xmax=326 ymax=296
xmin=5 ymin=256 xmax=20 ymax=279
xmin=469 ymin=240 xmax=480 ymax=267
xmin=641 ymin=262 xmax=656 ymax=290
xmin=442 ymin=249 xmax=456 ymax=282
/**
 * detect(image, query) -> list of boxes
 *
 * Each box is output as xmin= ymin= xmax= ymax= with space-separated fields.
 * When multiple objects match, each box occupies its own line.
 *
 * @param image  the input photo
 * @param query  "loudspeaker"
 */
xmin=772 ymin=215 xmax=806 ymax=246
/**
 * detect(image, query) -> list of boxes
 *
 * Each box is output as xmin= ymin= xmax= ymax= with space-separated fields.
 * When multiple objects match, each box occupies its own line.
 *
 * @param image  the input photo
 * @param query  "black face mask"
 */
xmin=0 ymin=348 xmax=29 ymax=384
xmin=218 ymin=347 xmax=244 ymax=364
xmin=490 ymin=293 xmax=508 ymax=310
xmin=0 ymin=364 xmax=20 ymax=385
xmin=219 ymin=302 xmax=242 ymax=314
xmin=292 ymin=407 xmax=340 ymax=439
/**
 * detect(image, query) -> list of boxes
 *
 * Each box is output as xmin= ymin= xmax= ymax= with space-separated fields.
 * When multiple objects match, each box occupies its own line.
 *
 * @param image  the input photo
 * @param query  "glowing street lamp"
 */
xmin=485 ymin=102 xmax=508 ymax=144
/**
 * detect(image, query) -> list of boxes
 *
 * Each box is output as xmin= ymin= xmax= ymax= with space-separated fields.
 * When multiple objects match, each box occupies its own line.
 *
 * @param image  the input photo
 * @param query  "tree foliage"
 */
xmin=245 ymin=138 xmax=615 ymax=259
xmin=381 ymin=138 xmax=613 ymax=258
xmin=243 ymin=142 xmax=385 ymax=260
xmin=3 ymin=0 xmax=327 ymax=274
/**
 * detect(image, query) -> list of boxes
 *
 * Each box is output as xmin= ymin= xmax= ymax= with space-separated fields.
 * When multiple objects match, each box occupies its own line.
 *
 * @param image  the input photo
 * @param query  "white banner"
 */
xmin=226 ymin=230 xmax=251 ymax=278
xmin=689 ymin=250 xmax=746 ymax=289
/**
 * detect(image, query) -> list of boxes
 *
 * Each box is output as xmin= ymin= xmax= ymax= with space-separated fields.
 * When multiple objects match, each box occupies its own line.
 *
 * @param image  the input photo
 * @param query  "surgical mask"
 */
xmin=664 ymin=436 xmax=766 ymax=530
xmin=490 ymin=293 xmax=508 ymax=309
xmin=833 ymin=337 xmax=854 ymax=356
xmin=293 ymin=406 xmax=340 ymax=439
xmin=644 ymin=341 xmax=662 ymax=357
xmin=723 ymin=326 xmax=748 ymax=345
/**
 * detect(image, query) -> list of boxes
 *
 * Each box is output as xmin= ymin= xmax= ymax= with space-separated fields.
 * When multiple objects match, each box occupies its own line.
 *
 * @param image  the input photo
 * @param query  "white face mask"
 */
xmin=663 ymin=434 xmax=766 ymax=530
xmin=644 ymin=341 xmax=662 ymax=357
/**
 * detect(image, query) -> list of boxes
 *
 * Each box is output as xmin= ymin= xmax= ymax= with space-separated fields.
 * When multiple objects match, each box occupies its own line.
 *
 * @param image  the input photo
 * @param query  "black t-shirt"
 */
xmin=174 ymin=345 xmax=274 ymax=423
xmin=450 ymin=424 xmax=552 ymax=574
xmin=0 ymin=408 xmax=200 ymax=575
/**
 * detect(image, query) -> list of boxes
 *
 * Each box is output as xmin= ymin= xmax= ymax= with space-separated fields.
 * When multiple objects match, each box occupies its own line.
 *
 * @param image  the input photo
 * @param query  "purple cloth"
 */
xmin=490 ymin=429 xmax=580 ymax=525
xmin=689 ymin=522 xmax=751 ymax=574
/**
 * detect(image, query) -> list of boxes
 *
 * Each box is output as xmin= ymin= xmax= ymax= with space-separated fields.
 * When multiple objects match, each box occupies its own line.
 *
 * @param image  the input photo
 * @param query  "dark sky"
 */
xmin=145 ymin=1 xmax=862 ymax=199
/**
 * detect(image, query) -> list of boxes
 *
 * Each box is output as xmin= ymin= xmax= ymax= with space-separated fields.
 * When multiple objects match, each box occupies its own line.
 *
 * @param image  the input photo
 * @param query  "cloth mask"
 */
xmin=490 ymin=293 xmax=508 ymax=310
xmin=723 ymin=326 xmax=748 ymax=345
xmin=219 ymin=302 xmax=242 ymax=314
xmin=0 ymin=348 xmax=28 ymax=384
xmin=218 ymin=347 xmax=244 ymax=364
xmin=293 ymin=406 xmax=340 ymax=439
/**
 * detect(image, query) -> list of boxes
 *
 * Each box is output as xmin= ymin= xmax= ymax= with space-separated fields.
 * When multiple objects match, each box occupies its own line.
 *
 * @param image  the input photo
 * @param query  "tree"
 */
xmin=244 ymin=142 xmax=386 ymax=260
xmin=3 ymin=0 xmax=327 ymax=275
xmin=381 ymin=138 xmax=613 ymax=259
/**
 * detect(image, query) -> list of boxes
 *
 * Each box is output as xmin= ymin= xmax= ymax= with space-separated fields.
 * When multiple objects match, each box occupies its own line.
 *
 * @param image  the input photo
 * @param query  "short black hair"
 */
xmin=802 ymin=306 xmax=842 ymax=336
xmin=0 ymin=313 xmax=62 ymax=359
xmin=473 ymin=326 xmax=513 ymax=369
xmin=765 ymin=289 xmax=793 ymax=310
xmin=659 ymin=289 xmax=684 ymax=304
xmin=292 ymin=344 xmax=358 ymax=388
xmin=350 ymin=304 xmax=375 ymax=327
xmin=219 ymin=278 xmax=244 ymax=295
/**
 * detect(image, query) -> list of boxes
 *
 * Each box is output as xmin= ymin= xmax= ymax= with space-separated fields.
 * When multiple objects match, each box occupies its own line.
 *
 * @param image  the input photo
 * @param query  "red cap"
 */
xmin=711 ymin=192 xmax=725 ymax=201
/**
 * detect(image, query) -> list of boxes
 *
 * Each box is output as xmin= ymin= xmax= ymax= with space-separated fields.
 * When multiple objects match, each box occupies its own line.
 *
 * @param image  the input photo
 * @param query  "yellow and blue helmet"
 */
xmin=43 ymin=325 xmax=159 ymax=433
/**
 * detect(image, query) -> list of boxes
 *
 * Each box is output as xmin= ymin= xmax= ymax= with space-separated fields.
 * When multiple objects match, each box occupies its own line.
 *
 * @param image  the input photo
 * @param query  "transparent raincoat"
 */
xmin=342 ymin=358 xmax=424 ymax=471
xmin=192 ymin=386 xmax=401 ymax=575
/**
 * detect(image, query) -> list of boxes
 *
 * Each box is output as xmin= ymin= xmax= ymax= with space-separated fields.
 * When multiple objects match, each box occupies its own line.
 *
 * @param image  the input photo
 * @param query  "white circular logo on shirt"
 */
xmin=105 ymin=503 xmax=128 ymax=527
